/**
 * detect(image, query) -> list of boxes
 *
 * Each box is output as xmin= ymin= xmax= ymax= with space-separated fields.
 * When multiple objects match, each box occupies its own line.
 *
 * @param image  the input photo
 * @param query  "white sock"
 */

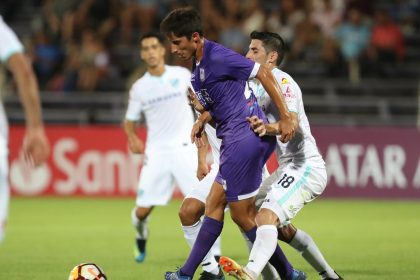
xmin=246 ymin=225 xmax=278 ymax=278
xmin=240 ymin=231 xmax=280 ymax=280
xmin=182 ymin=220 xmax=220 ymax=275
xmin=289 ymin=229 xmax=338 ymax=279
xmin=131 ymin=208 xmax=148 ymax=239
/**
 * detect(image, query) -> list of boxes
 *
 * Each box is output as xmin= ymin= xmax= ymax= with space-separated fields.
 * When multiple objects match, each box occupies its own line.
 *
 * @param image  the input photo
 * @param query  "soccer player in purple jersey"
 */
xmin=160 ymin=7 xmax=305 ymax=280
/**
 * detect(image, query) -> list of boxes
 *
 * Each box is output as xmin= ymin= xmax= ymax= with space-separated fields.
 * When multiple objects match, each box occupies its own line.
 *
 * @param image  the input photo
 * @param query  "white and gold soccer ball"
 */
xmin=68 ymin=263 xmax=107 ymax=280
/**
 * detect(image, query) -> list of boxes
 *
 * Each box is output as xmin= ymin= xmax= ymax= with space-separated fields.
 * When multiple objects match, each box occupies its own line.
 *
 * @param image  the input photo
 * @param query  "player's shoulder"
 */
xmin=206 ymin=40 xmax=236 ymax=63
xmin=166 ymin=65 xmax=191 ymax=76
xmin=129 ymin=73 xmax=151 ymax=94
xmin=273 ymin=68 xmax=297 ymax=85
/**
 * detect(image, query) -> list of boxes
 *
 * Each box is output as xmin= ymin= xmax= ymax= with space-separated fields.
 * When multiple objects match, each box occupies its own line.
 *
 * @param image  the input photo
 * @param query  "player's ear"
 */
xmin=191 ymin=32 xmax=200 ymax=43
xmin=269 ymin=51 xmax=279 ymax=65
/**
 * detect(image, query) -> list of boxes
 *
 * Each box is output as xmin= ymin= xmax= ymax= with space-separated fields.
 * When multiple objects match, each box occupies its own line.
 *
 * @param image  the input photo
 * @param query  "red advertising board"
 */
xmin=8 ymin=125 xmax=420 ymax=198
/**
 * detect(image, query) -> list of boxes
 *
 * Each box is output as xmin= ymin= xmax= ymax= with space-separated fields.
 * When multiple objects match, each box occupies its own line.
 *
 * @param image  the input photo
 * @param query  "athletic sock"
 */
xmin=246 ymin=225 xmax=279 ymax=278
xmin=241 ymin=230 xmax=280 ymax=280
xmin=180 ymin=216 xmax=223 ymax=277
xmin=245 ymin=226 xmax=293 ymax=279
xmin=289 ymin=229 xmax=337 ymax=278
xmin=182 ymin=220 xmax=220 ymax=275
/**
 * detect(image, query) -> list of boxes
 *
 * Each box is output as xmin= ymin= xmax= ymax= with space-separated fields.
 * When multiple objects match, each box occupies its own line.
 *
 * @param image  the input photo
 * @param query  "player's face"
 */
xmin=140 ymin=37 xmax=166 ymax=67
xmin=246 ymin=39 xmax=269 ymax=65
xmin=167 ymin=32 xmax=199 ymax=60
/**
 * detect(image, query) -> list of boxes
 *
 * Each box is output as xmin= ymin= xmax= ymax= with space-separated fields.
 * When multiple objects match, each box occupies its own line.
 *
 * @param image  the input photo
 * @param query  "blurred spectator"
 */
xmin=390 ymin=0 xmax=419 ymax=36
xmin=218 ymin=0 xmax=248 ymax=53
xmin=266 ymin=0 xmax=305 ymax=44
xmin=120 ymin=0 xmax=159 ymax=43
xmin=30 ymin=29 xmax=64 ymax=89
xmin=333 ymin=8 xmax=371 ymax=82
xmin=76 ymin=29 xmax=110 ymax=91
xmin=366 ymin=9 xmax=405 ymax=77
xmin=57 ymin=29 xmax=110 ymax=92
xmin=242 ymin=0 xmax=265 ymax=35
xmin=73 ymin=0 xmax=120 ymax=42
xmin=311 ymin=0 xmax=343 ymax=38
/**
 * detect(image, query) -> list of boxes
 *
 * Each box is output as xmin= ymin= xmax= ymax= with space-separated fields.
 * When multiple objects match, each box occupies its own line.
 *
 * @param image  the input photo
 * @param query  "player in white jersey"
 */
xmin=220 ymin=32 xmax=342 ymax=280
xmin=124 ymin=32 xmax=199 ymax=263
xmin=0 ymin=16 xmax=50 ymax=242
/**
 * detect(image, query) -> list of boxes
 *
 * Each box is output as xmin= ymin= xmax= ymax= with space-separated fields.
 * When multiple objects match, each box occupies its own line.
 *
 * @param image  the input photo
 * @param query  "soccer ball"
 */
xmin=68 ymin=263 xmax=107 ymax=280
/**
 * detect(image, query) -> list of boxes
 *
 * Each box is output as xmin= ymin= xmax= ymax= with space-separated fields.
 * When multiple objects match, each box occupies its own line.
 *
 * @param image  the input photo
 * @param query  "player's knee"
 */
xmin=135 ymin=207 xmax=150 ymax=221
xmin=255 ymin=208 xmax=278 ymax=227
xmin=179 ymin=198 xmax=205 ymax=226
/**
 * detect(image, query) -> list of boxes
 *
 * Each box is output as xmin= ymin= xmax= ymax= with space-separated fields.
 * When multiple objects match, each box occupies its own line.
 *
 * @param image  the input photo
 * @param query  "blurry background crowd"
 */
xmin=1 ymin=0 xmax=419 ymax=93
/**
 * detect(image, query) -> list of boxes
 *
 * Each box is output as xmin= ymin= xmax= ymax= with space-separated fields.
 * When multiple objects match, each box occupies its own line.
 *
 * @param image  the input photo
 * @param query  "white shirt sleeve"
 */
xmin=279 ymin=76 xmax=298 ymax=113
xmin=249 ymin=62 xmax=260 ymax=79
xmin=125 ymin=85 xmax=142 ymax=121
xmin=0 ymin=16 xmax=24 ymax=63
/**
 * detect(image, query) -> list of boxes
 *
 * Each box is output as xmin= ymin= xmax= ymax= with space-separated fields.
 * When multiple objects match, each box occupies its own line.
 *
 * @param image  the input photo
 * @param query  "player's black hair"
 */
xmin=139 ymin=31 xmax=166 ymax=46
xmin=250 ymin=31 xmax=285 ymax=66
xmin=160 ymin=7 xmax=203 ymax=39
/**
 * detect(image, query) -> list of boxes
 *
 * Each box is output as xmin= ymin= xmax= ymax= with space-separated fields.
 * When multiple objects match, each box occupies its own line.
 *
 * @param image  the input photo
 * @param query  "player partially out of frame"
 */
xmin=161 ymin=7 xmax=306 ymax=280
xmin=0 ymin=16 xmax=50 ymax=242
xmin=219 ymin=31 xmax=343 ymax=280
xmin=124 ymin=31 xmax=200 ymax=263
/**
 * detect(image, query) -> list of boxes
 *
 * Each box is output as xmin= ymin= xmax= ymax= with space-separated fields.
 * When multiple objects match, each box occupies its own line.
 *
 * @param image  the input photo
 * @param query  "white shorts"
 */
xmin=185 ymin=163 xmax=219 ymax=203
xmin=136 ymin=145 xmax=198 ymax=207
xmin=260 ymin=162 xmax=327 ymax=227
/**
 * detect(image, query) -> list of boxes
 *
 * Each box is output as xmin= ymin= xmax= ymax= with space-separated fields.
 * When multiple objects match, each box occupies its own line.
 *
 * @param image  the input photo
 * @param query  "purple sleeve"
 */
xmin=212 ymin=48 xmax=255 ymax=81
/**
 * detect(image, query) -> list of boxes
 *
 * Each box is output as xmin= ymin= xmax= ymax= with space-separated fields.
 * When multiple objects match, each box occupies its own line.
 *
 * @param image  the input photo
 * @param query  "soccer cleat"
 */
xmin=164 ymin=270 xmax=192 ymax=280
xmin=134 ymin=250 xmax=146 ymax=263
xmin=198 ymin=268 xmax=225 ymax=280
xmin=320 ymin=270 xmax=344 ymax=280
xmin=219 ymin=256 xmax=254 ymax=280
xmin=291 ymin=269 xmax=307 ymax=280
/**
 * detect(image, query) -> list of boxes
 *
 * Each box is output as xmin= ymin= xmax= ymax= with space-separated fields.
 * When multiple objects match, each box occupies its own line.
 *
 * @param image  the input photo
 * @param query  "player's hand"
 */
xmin=247 ymin=116 xmax=266 ymax=137
xmin=23 ymin=127 xmax=50 ymax=167
xmin=197 ymin=161 xmax=209 ymax=180
xmin=191 ymin=119 xmax=205 ymax=148
xmin=278 ymin=117 xmax=295 ymax=143
xmin=187 ymin=87 xmax=205 ymax=113
xmin=128 ymin=135 xmax=144 ymax=154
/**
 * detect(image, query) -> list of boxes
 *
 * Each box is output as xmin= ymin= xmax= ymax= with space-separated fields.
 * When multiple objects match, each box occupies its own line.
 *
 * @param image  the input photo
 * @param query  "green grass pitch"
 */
xmin=0 ymin=198 xmax=419 ymax=279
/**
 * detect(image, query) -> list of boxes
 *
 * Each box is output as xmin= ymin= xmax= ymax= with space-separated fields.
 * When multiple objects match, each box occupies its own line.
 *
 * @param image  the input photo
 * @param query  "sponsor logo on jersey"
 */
xmin=281 ymin=78 xmax=289 ymax=84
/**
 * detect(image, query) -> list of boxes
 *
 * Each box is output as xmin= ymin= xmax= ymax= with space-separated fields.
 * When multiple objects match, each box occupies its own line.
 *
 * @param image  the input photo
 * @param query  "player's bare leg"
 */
xmin=179 ymin=198 xmax=224 ymax=279
xmin=131 ymin=206 xmax=153 ymax=263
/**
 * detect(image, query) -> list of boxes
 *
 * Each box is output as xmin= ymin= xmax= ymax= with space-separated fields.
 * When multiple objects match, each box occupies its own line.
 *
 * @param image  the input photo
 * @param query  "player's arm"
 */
xmin=123 ymin=119 xmax=144 ymax=154
xmin=196 ymin=131 xmax=209 ymax=181
xmin=255 ymin=65 xmax=295 ymax=142
xmin=7 ymin=53 xmax=50 ymax=166
xmin=248 ymin=113 xmax=298 ymax=137
xmin=187 ymin=87 xmax=206 ymax=113
xmin=191 ymin=111 xmax=212 ymax=148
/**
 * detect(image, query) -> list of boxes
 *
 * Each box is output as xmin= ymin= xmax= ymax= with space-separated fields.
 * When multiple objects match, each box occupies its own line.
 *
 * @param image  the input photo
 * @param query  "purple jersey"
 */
xmin=191 ymin=40 xmax=266 ymax=144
